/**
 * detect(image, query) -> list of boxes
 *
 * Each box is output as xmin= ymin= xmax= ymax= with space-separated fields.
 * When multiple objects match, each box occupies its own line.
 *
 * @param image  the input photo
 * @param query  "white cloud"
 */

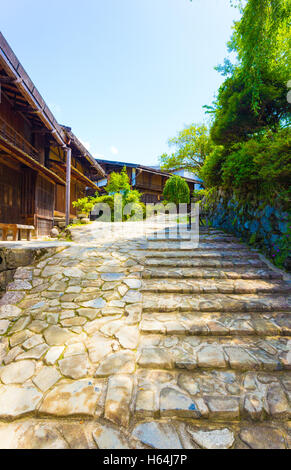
xmin=110 ymin=146 xmax=119 ymax=156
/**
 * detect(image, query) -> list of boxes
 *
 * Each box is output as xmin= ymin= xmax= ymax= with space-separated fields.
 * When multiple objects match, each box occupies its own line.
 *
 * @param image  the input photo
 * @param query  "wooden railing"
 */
xmin=0 ymin=115 xmax=40 ymax=161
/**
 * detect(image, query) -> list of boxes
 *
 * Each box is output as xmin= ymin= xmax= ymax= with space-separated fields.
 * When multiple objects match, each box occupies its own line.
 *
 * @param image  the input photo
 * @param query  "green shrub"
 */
xmin=221 ymin=128 xmax=291 ymax=195
xmin=72 ymin=197 xmax=95 ymax=215
xmin=198 ymin=146 xmax=226 ymax=188
xmin=163 ymin=175 xmax=190 ymax=205
xmin=199 ymin=127 xmax=291 ymax=203
xmin=192 ymin=189 xmax=206 ymax=202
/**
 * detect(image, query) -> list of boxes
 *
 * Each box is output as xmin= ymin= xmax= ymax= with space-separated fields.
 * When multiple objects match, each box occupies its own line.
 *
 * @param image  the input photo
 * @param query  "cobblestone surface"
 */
xmin=0 ymin=220 xmax=290 ymax=448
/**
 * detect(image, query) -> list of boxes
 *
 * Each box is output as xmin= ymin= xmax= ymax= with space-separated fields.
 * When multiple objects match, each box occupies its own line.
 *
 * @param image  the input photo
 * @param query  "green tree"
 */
xmin=163 ymin=175 xmax=190 ymax=205
xmin=208 ymin=0 xmax=291 ymax=146
xmin=105 ymin=166 xmax=131 ymax=194
xmin=94 ymin=167 xmax=145 ymax=221
xmin=159 ymin=124 xmax=214 ymax=174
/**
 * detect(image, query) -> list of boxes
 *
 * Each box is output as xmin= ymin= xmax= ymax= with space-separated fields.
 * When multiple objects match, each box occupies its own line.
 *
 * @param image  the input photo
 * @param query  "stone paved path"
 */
xmin=0 ymin=220 xmax=290 ymax=449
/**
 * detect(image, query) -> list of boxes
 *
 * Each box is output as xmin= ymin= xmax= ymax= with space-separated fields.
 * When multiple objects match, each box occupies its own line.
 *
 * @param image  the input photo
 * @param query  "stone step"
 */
xmin=140 ymin=242 xmax=249 ymax=251
xmin=137 ymin=335 xmax=291 ymax=372
xmin=142 ymin=292 xmax=291 ymax=312
xmin=143 ymin=267 xmax=283 ymax=280
xmin=144 ymin=258 xmax=266 ymax=268
xmin=0 ymin=419 xmax=290 ymax=449
xmin=140 ymin=312 xmax=291 ymax=336
xmin=134 ymin=369 xmax=291 ymax=422
xmin=141 ymin=279 xmax=291 ymax=295
xmin=147 ymin=235 xmax=239 ymax=243
xmin=135 ymin=250 xmax=260 ymax=259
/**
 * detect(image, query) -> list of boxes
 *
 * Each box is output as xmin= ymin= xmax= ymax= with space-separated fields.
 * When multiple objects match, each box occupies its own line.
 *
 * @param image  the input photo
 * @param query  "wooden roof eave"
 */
xmin=70 ymin=165 xmax=100 ymax=190
xmin=0 ymin=33 xmax=66 ymax=148
xmin=0 ymin=135 xmax=66 ymax=186
xmin=50 ymin=160 xmax=100 ymax=190
xmin=61 ymin=127 xmax=106 ymax=177
xmin=138 ymin=166 xmax=201 ymax=184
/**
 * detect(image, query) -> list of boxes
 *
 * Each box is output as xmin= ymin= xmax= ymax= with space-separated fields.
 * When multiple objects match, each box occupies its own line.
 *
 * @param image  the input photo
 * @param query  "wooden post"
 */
xmin=65 ymin=147 xmax=71 ymax=227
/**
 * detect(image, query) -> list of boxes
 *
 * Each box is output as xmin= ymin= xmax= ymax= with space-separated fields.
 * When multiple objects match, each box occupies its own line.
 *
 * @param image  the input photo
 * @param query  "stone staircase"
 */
xmin=132 ymin=226 xmax=291 ymax=447
xmin=0 ymin=221 xmax=290 ymax=449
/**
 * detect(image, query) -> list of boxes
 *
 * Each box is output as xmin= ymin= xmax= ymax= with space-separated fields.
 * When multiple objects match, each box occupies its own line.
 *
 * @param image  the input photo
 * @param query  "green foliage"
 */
xmin=210 ymin=73 xmax=289 ymax=146
xmin=200 ymin=127 xmax=291 ymax=201
xmin=93 ymin=169 xmax=144 ymax=221
xmin=209 ymin=0 xmax=291 ymax=146
xmin=249 ymin=233 xmax=257 ymax=245
xmin=273 ymin=223 xmax=291 ymax=269
xmin=105 ymin=166 xmax=131 ymax=194
xmin=192 ymin=189 xmax=206 ymax=202
xmin=72 ymin=197 xmax=95 ymax=215
xmin=230 ymin=0 xmax=291 ymax=111
xmin=163 ymin=175 xmax=190 ymax=205
xmin=73 ymin=166 xmax=145 ymax=222
xmin=159 ymin=124 xmax=215 ymax=173
xmin=198 ymin=146 xmax=226 ymax=188
xmin=221 ymin=127 xmax=291 ymax=196
xmin=200 ymin=0 xmax=291 ymax=206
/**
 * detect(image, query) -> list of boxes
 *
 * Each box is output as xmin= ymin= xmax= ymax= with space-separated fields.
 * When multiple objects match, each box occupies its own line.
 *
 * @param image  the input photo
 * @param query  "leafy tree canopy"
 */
xmin=208 ymin=0 xmax=291 ymax=145
xmin=105 ymin=166 xmax=131 ymax=195
xmin=163 ymin=175 xmax=190 ymax=205
xmin=159 ymin=124 xmax=214 ymax=174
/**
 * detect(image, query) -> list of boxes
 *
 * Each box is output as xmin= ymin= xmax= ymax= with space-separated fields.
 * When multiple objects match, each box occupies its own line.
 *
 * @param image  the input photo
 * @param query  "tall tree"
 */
xmin=159 ymin=124 xmax=214 ymax=174
xmin=208 ymin=0 xmax=291 ymax=146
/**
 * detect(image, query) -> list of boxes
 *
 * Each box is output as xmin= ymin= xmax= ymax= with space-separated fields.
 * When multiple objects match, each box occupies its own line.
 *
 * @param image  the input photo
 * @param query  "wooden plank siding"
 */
xmin=35 ymin=175 xmax=55 ymax=236
xmin=0 ymin=162 xmax=22 ymax=224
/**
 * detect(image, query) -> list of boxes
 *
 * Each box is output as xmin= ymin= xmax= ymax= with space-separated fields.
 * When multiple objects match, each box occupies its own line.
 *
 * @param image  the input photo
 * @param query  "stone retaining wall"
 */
xmin=0 ymin=247 xmax=63 ymax=295
xmin=202 ymin=190 xmax=290 ymax=271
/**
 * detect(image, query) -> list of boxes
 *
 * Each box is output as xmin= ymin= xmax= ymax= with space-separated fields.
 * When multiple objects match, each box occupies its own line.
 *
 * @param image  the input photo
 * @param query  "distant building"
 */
xmin=95 ymin=159 xmax=202 ymax=203
xmin=150 ymin=166 xmax=204 ymax=191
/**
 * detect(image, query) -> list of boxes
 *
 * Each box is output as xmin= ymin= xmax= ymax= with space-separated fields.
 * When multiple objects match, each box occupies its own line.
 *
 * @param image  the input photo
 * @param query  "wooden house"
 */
xmin=95 ymin=159 xmax=201 ymax=203
xmin=0 ymin=33 xmax=104 ymax=237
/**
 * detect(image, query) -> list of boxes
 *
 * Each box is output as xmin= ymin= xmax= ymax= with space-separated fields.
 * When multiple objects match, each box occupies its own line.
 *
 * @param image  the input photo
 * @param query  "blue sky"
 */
xmin=1 ymin=0 xmax=241 ymax=165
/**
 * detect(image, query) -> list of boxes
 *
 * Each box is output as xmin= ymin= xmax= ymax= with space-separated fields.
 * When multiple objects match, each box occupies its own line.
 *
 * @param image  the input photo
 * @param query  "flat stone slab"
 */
xmin=0 ymin=360 xmax=35 ymax=384
xmin=0 ymin=421 xmax=68 ymax=449
xmin=59 ymin=354 xmax=89 ymax=379
xmin=0 ymin=305 xmax=22 ymax=320
xmin=39 ymin=380 xmax=102 ymax=417
xmin=132 ymin=422 xmax=183 ymax=449
xmin=95 ymin=351 xmax=136 ymax=376
xmin=105 ymin=375 xmax=133 ymax=428
xmin=81 ymin=298 xmax=107 ymax=309
xmin=0 ymin=385 xmax=42 ymax=419
xmin=32 ymin=367 xmax=61 ymax=392
xmin=93 ymin=424 xmax=130 ymax=449
xmin=0 ymin=320 xmax=10 ymax=335
xmin=44 ymin=347 xmax=64 ymax=365
xmin=187 ymin=427 xmax=235 ymax=449
xmin=44 ymin=326 xmax=73 ymax=346
xmin=160 ymin=387 xmax=200 ymax=418
xmin=239 ymin=426 xmax=286 ymax=449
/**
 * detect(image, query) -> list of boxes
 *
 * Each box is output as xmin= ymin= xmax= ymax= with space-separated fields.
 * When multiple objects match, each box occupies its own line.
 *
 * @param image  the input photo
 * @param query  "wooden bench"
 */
xmin=0 ymin=224 xmax=35 ymax=241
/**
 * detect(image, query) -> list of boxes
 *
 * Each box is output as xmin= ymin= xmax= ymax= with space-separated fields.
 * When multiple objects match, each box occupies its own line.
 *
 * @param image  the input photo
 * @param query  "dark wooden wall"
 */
xmin=55 ymin=180 xmax=85 ymax=217
xmin=35 ymin=175 xmax=54 ymax=235
xmin=0 ymin=161 xmax=22 ymax=223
